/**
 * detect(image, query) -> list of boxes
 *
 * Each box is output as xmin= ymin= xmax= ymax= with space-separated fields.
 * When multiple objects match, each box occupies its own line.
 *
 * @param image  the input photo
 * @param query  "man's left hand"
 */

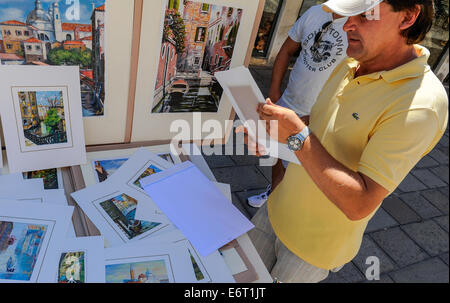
xmin=257 ymin=98 xmax=306 ymax=143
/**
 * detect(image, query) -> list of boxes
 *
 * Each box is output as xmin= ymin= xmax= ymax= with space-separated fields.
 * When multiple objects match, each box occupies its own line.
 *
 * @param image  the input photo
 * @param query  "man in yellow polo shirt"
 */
xmin=242 ymin=0 xmax=448 ymax=283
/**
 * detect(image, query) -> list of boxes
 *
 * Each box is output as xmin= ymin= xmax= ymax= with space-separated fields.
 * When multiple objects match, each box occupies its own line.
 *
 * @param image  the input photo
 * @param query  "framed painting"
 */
xmin=131 ymin=0 xmax=264 ymax=144
xmin=0 ymin=66 xmax=86 ymax=173
xmin=0 ymin=0 xmax=138 ymax=145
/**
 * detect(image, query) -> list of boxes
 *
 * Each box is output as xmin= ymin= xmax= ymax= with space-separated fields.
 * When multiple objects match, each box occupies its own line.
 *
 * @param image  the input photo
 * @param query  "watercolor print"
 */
xmin=98 ymin=193 xmax=162 ymax=240
xmin=158 ymin=153 xmax=175 ymax=164
xmin=0 ymin=220 xmax=48 ymax=281
xmin=23 ymin=168 xmax=60 ymax=190
xmin=0 ymin=0 xmax=106 ymax=117
xmin=17 ymin=90 xmax=69 ymax=149
xmin=152 ymin=0 xmax=243 ymax=113
xmin=57 ymin=251 xmax=85 ymax=283
xmin=105 ymin=256 xmax=173 ymax=283
xmin=93 ymin=158 xmax=128 ymax=183
xmin=132 ymin=165 xmax=163 ymax=189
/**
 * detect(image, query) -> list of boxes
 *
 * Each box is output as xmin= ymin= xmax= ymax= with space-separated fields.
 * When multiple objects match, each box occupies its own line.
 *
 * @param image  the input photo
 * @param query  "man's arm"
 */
xmin=269 ymin=37 xmax=301 ymax=103
xmin=257 ymin=100 xmax=389 ymax=221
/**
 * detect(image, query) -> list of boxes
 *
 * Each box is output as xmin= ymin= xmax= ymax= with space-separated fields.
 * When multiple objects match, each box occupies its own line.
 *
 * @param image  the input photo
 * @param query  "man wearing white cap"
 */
xmin=247 ymin=5 xmax=349 ymax=208
xmin=243 ymin=0 xmax=448 ymax=282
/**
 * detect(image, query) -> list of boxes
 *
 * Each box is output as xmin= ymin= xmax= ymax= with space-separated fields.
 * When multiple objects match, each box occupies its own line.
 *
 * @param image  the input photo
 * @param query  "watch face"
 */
xmin=288 ymin=136 xmax=302 ymax=151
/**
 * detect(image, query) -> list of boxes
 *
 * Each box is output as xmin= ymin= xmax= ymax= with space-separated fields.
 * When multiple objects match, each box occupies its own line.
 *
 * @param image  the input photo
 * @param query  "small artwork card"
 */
xmin=104 ymin=241 xmax=215 ymax=283
xmin=39 ymin=236 xmax=105 ymax=283
xmin=80 ymin=145 xmax=182 ymax=187
xmin=0 ymin=201 xmax=73 ymax=283
xmin=0 ymin=66 xmax=86 ymax=173
xmin=71 ymin=180 xmax=171 ymax=247
xmin=23 ymin=168 xmax=64 ymax=190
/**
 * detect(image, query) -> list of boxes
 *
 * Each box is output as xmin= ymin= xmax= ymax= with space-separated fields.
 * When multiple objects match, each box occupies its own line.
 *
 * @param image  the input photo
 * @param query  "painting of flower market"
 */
xmin=152 ymin=0 xmax=243 ymax=113
xmin=0 ymin=0 xmax=106 ymax=117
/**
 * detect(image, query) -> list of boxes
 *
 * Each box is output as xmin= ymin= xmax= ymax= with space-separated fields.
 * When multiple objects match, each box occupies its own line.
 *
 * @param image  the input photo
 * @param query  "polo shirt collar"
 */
xmin=346 ymin=45 xmax=431 ymax=83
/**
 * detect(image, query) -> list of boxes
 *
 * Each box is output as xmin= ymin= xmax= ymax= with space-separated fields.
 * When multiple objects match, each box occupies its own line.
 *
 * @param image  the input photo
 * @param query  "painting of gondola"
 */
xmin=0 ymin=0 xmax=106 ymax=117
xmin=152 ymin=0 xmax=243 ymax=113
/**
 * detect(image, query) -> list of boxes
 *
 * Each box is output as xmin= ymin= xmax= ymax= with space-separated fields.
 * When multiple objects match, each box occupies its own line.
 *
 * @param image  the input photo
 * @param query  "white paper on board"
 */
xmin=215 ymin=66 xmax=301 ymax=164
xmin=39 ymin=236 xmax=105 ymax=283
xmin=140 ymin=161 xmax=255 ymax=257
xmin=0 ymin=66 xmax=87 ymax=173
xmin=0 ymin=201 xmax=74 ymax=283
xmin=71 ymin=176 xmax=172 ymax=248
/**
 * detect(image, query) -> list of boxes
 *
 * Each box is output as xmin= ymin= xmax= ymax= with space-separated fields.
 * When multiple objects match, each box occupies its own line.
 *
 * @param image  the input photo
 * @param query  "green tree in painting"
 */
xmin=47 ymin=48 xmax=92 ymax=68
xmin=44 ymin=108 xmax=61 ymax=134
xmin=164 ymin=9 xmax=186 ymax=54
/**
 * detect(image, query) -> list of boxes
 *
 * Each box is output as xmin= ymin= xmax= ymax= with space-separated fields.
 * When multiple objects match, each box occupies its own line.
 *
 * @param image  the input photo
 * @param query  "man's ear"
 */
xmin=399 ymin=4 xmax=421 ymax=31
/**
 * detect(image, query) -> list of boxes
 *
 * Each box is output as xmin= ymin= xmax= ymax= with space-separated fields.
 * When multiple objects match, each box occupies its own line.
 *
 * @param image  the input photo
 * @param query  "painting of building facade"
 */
xmin=0 ymin=0 xmax=106 ymax=117
xmin=99 ymin=193 xmax=161 ymax=240
xmin=18 ymin=90 xmax=68 ymax=147
xmin=0 ymin=220 xmax=48 ymax=281
xmin=152 ymin=0 xmax=243 ymax=113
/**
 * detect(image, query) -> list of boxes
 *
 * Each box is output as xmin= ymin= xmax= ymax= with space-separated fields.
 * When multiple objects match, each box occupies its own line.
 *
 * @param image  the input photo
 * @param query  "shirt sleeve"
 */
xmin=288 ymin=8 xmax=312 ymax=43
xmin=358 ymin=108 xmax=441 ymax=193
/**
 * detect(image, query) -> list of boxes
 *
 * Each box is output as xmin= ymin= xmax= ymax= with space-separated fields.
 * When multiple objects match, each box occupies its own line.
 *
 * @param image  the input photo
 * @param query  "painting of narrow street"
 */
xmin=152 ymin=0 xmax=243 ymax=113
xmin=0 ymin=0 xmax=106 ymax=117
xmin=18 ymin=90 xmax=68 ymax=147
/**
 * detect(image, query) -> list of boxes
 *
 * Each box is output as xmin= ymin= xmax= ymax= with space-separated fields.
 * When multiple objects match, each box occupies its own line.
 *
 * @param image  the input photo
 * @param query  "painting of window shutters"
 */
xmin=152 ymin=0 xmax=243 ymax=113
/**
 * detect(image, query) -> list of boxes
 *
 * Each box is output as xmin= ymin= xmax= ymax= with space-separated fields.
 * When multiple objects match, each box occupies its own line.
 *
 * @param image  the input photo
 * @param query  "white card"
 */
xmin=215 ymin=66 xmax=301 ymax=164
xmin=0 ymin=201 xmax=73 ymax=283
xmin=39 ymin=236 xmax=105 ymax=283
xmin=140 ymin=161 xmax=254 ymax=257
xmin=0 ymin=66 xmax=87 ymax=173
xmin=71 ymin=178 xmax=172 ymax=247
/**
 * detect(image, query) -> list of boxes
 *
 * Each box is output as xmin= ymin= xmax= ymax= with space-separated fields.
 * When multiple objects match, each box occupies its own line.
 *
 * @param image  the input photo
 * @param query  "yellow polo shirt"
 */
xmin=267 ymin=45 xmax=448 ymax=270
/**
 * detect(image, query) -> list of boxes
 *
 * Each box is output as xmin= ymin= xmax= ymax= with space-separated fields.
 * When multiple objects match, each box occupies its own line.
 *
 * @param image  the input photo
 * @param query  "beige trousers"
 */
xmin=248 ymin=203 xmax=343 ymax=283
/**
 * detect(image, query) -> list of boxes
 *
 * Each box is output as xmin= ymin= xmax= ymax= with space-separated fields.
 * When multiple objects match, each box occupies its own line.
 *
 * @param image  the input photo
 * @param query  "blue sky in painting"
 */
xmin=0 ymin=0 xmax=104 ymax=39
xmin=35 ymin=90 xmax=63 ymax=106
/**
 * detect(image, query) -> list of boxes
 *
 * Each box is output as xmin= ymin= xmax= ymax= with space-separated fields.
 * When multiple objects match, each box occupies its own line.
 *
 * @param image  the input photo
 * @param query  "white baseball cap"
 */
xmin=322 ymin=0 xmax=383 ymax=16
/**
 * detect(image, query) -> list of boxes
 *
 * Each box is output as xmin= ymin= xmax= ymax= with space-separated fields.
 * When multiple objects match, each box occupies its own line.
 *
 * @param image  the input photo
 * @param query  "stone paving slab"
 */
xmin=231 ymin=193 xmax=251 ymax=220
xmin=397 ymin=174 xmax=428 ymax=193
xmin=416 ymin=155 xmax=439 ymax=168
xmin=203 ymin=154 xmax=236 ymax=169
xmin=381 ymin=196 xmax=421 ymax=225
xmin=363 ymin=275 xmax=395 ymax=283
xmin=321 ymin=262 xmax=366 ymax=283
xmin=352 ymin=235 xmax=397 ymax=275
xmin=440 ymin=253 xmax=449 ymax=265
xmin=399 ymin=192 xmax=443 ymax=220
xmin=371 ymin=227 xmax=429 ymax=267
xmin=411 ymin=168 xmax=447 ymax=189
xmin=401 ymin=220 xmax=449 ymax=256
xmin=428 ymin=149 xmax=449 ymax=165
xmin=421 ymin=189 xmax=449 ymax=214
xmin=433 ymin=215 xmax=449 ymax=232
xmin=365 ymin=208 xmax=399 ymax=233
xmin=389 ymin=258 xmax=449 ymax=283
xmin=211 ymin=165 xmax=269 ymax=192
xmin=431 ymin=165 xmax=449 ymax=184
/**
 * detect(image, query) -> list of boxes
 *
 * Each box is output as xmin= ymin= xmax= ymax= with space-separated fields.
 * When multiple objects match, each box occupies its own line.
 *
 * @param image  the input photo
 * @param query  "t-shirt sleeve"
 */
xmin=358 ymin=108 xmax=441 ymax=193
xmin=288 ymin=8 xmax=312 ymax=43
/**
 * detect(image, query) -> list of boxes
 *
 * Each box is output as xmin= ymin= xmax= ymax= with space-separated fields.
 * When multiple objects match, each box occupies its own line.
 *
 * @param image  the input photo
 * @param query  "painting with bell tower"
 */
xmin=0 ymin=0 xmax=106 ymax=117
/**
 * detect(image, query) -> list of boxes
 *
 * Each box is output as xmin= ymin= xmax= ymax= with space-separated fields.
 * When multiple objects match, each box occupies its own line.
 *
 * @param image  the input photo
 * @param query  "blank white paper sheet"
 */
xmin=140 ymin=161 xmax=255 ymax=257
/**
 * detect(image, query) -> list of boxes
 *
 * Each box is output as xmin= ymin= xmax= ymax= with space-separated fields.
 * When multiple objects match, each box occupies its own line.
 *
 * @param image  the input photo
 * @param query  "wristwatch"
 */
xmin=287 ymin=126 xmax=311 ymax=152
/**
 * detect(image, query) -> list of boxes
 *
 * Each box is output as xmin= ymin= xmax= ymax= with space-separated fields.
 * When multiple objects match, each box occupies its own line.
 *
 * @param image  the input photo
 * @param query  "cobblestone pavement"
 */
xmin=202 ymin=65 xmax=449 ymax=283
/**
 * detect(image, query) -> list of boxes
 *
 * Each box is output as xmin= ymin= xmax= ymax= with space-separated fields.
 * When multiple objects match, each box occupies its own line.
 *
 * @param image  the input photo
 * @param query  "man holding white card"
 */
xmin=246 ymin=4 xmax=348 ymax=208
xmin=241 ymin=0 xmax=448 ymax=283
